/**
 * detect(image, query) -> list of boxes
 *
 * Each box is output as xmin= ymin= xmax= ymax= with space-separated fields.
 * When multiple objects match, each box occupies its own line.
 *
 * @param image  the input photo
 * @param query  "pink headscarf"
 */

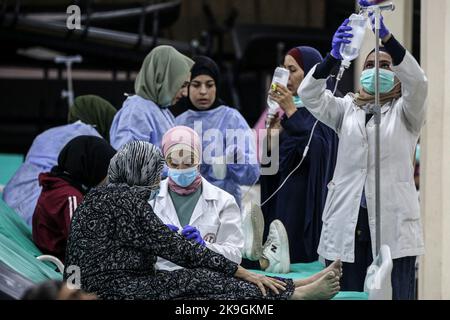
xmin=162 ymin=126 xmax=202 ymax=158
xmin=161 ymin=126 xmax=202 ymax=195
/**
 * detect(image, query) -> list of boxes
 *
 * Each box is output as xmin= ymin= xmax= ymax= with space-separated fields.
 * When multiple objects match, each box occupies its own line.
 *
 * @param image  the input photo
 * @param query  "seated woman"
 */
xmin=32 ymin=136 xmax=116 ymax=262
xmin=152 ymin=126 xmax=244 ymax=270
xmin=64 ymin=140 xmax=342 ymax=300
xmin=3 ymin=95 xmax=117 ymax=226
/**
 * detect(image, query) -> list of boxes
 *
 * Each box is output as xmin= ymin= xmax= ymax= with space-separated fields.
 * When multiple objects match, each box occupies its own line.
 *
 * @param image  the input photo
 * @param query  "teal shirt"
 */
xmin=168 ymin=186 xmax=202 ymax=227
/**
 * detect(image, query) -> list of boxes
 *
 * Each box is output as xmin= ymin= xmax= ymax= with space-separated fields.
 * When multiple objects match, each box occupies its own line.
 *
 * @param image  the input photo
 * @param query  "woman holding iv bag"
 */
xmin=264 ymin=46 xmax=339 ymax=264
xmin=297 ymin=8 xmax=428 ymax=299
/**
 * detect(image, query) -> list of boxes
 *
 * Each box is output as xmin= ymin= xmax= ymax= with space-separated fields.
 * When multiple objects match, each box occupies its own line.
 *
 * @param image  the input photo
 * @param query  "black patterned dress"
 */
xmin=64 ymin=183 xmax=295 ymax=300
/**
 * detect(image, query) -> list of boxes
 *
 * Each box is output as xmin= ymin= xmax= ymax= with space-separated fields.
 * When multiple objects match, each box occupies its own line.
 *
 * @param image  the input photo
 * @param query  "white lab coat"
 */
xmin=298 ymin=51 xmax=427 ymax=263
xmin=151 ymin=177 xmax=244 ymax=271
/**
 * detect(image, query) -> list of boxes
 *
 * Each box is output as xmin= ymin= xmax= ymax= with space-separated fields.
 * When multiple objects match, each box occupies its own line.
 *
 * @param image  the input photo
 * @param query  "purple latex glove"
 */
xmin=369 ymin=12 xmax=390 ymax=40
xmin=181 ymin=225 xmax=206 ymax=246
xmin=359 ymin=0 xmax=387 ymax=6
xmin=359 ymin=0 xmax=372 ymax=6
xmin=166 ymin=224 xmax=179 ymax=233
xmin=331 ymin=19 xmax=353 ymax=60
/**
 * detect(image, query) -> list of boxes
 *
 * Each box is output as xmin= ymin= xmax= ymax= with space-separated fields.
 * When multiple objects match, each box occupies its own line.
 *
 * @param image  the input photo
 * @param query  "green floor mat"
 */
xmin=0 ymin=153 xmax=23 ymax=185
xmin=250 ymin=261 xmax=369 ymax=300
xmin=0 ymin=199 xmax=62 ymax=283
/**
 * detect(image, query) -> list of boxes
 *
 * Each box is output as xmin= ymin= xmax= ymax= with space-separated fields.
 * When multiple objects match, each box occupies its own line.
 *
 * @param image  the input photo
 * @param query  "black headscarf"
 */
xmin=184 ymin=56 xmax=225 ymax=112
xmin=50 ymin=136 xmax=116 ymax=194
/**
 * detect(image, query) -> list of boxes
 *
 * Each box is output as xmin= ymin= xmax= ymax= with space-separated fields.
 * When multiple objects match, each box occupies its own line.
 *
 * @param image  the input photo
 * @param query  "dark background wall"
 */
xmin=0 ymin=0 xmax=421 ymax=155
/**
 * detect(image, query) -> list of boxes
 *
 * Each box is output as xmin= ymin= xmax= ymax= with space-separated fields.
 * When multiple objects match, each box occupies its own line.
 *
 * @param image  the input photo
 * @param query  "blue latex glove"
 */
xmin=369 ymin=12 xmax=390 ymax=40
xmin=359 ymin=0 xmax=387 ymax=6
xmin=331 ymin=19 xmax=353 ymax=60
xmin=166 ymin=224 xmax=179 ymax=233
xmin=358 ymin=0 xmax=372 ymax=6
xmin=181 ymin=225 xmax=206 ymax=246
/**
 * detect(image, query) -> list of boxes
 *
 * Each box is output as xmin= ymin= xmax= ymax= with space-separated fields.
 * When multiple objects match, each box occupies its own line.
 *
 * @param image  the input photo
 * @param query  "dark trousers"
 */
xmin=240 ymin=258 xmax=261 ymax=270
xmin=326 ymin=207 xmax=417 ymax=300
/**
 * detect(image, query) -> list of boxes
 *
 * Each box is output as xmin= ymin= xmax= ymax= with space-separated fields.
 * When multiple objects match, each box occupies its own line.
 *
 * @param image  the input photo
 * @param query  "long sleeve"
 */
xmin=279 ymin=109 xmax=335 ymax=174
xmin=135 ymin=198 xmax=238 ymax=276
xmin=380 ymin=35 xmax=427 ymax=133
xmin=298 ymin=66 xmax=349 ymax=134
xmin=391 ymin=51 xmax=428 ymax=134
xmin=109 ymin=103 xmax=153 ymax=150
xmin=382 ymin=35 xmax=406 ymax=66
xmin=281 ymin=109 xmax=317 ymax=137
xmin=224 ymin=111 xmax=260 ymax=186
xmin=206 ymin=195 xmax=244 ymax=264
xmin=312 ymin=53 xmax=340 ymax=79
xmin=32 ymin=191 xmax=82 ymax=262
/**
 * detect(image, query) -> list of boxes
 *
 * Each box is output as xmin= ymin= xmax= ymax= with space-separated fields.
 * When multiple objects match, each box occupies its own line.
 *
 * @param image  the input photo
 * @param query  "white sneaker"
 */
xmin=242 ymin=203 xmax=264 ymax=261
xmin=261 ymin=220 xmax=290 ymax=274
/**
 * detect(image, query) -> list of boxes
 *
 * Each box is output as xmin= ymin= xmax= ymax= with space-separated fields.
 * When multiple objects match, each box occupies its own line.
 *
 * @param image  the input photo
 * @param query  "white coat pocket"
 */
xmin=396 ymin=182 xmax=420 ymax=221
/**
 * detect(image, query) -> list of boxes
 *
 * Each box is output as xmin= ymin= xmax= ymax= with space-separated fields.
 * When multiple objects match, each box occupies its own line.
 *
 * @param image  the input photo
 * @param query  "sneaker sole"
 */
xmin=250 ymin=203 xmax=264 ymax=260
xmin=270 ymin=219 xmax=290 ymax=273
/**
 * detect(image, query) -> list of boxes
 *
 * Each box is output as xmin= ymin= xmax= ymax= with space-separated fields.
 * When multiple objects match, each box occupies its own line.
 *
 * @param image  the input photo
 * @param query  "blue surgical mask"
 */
xmin=360 ymin=68 xmax=396 ymax=95
xmin=415 ymin=144 xmax=421 ymax=164
xmin=293 ymin=96 xmax=304 ymax=108
xmin=168 ymin=167 xmax=199 ymax=187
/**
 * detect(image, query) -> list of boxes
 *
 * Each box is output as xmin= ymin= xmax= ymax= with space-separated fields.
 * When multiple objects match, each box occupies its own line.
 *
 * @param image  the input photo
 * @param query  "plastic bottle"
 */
xmin=340 ymin=14 xmax=368 ymax=69
xmin=266 ymin=67 xmax=290 ymax=128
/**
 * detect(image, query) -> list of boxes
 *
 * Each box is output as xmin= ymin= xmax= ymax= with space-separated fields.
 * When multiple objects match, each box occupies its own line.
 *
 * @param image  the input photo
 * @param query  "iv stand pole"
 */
xmin=360 ymin=2 xmax=395 ymax=257
xmin=374 ymin=6 xmax=382 ymax=257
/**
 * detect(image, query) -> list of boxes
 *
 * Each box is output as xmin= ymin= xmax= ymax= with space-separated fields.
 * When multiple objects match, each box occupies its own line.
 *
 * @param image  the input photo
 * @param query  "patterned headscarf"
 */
xmin=108 ymin=141 xmax=164 ymax=189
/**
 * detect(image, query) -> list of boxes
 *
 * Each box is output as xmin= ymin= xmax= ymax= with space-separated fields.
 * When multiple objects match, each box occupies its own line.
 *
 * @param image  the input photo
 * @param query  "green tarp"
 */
xmin=0 ymin=199 xmax=62 ymax=283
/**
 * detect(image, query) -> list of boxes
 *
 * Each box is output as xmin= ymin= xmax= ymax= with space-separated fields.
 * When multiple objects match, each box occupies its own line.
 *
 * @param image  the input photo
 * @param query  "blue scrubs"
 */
xmin=2 ymin=121 xmax=100 ymax=226
xmin=109 ymin=95 xmax=175 ymax=151
xmin=176 ymin=106 xmax=260 ymax=207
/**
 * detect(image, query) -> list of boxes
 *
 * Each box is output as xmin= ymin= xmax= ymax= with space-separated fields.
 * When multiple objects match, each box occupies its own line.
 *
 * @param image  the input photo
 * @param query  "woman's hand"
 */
xmin=368 ymin=12 xmax=391 ymax=43
xmin=234 ymin=266 xmax=287 ymax=296
xmin=331 ymin=19 xmax=353 ymax=60
xmin=268 ymin=84 xmax=297 ymax=118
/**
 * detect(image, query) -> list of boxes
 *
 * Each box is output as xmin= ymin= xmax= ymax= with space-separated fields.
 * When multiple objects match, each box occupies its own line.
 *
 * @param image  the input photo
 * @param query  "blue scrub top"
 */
xmin=176 ymin=106 xmax=260 ymax=207
xmin=109 ymin=95 xmax=175 ymax=151
xmin=2 ymin=121 xmax=100 ymax=226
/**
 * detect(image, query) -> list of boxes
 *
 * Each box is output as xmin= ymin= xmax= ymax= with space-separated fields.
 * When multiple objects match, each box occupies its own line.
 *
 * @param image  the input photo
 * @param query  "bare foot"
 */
xmin=294 ymin=260 xmax=342 ymax=288
xmin=291 ymin=271 xmax=340 ymax=300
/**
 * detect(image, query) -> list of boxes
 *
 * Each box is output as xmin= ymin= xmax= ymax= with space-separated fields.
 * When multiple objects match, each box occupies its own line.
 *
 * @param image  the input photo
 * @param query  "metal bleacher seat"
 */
xmin=0 ymin=0 xmax=191 ymax=65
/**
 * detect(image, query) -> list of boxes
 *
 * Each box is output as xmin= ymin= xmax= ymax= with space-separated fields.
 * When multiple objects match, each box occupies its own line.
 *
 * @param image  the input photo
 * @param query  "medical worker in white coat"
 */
xmin=151 ymin=126 xmax=244 ymax=271
xmin=296 ymin=14 xmax=427 ymax=299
